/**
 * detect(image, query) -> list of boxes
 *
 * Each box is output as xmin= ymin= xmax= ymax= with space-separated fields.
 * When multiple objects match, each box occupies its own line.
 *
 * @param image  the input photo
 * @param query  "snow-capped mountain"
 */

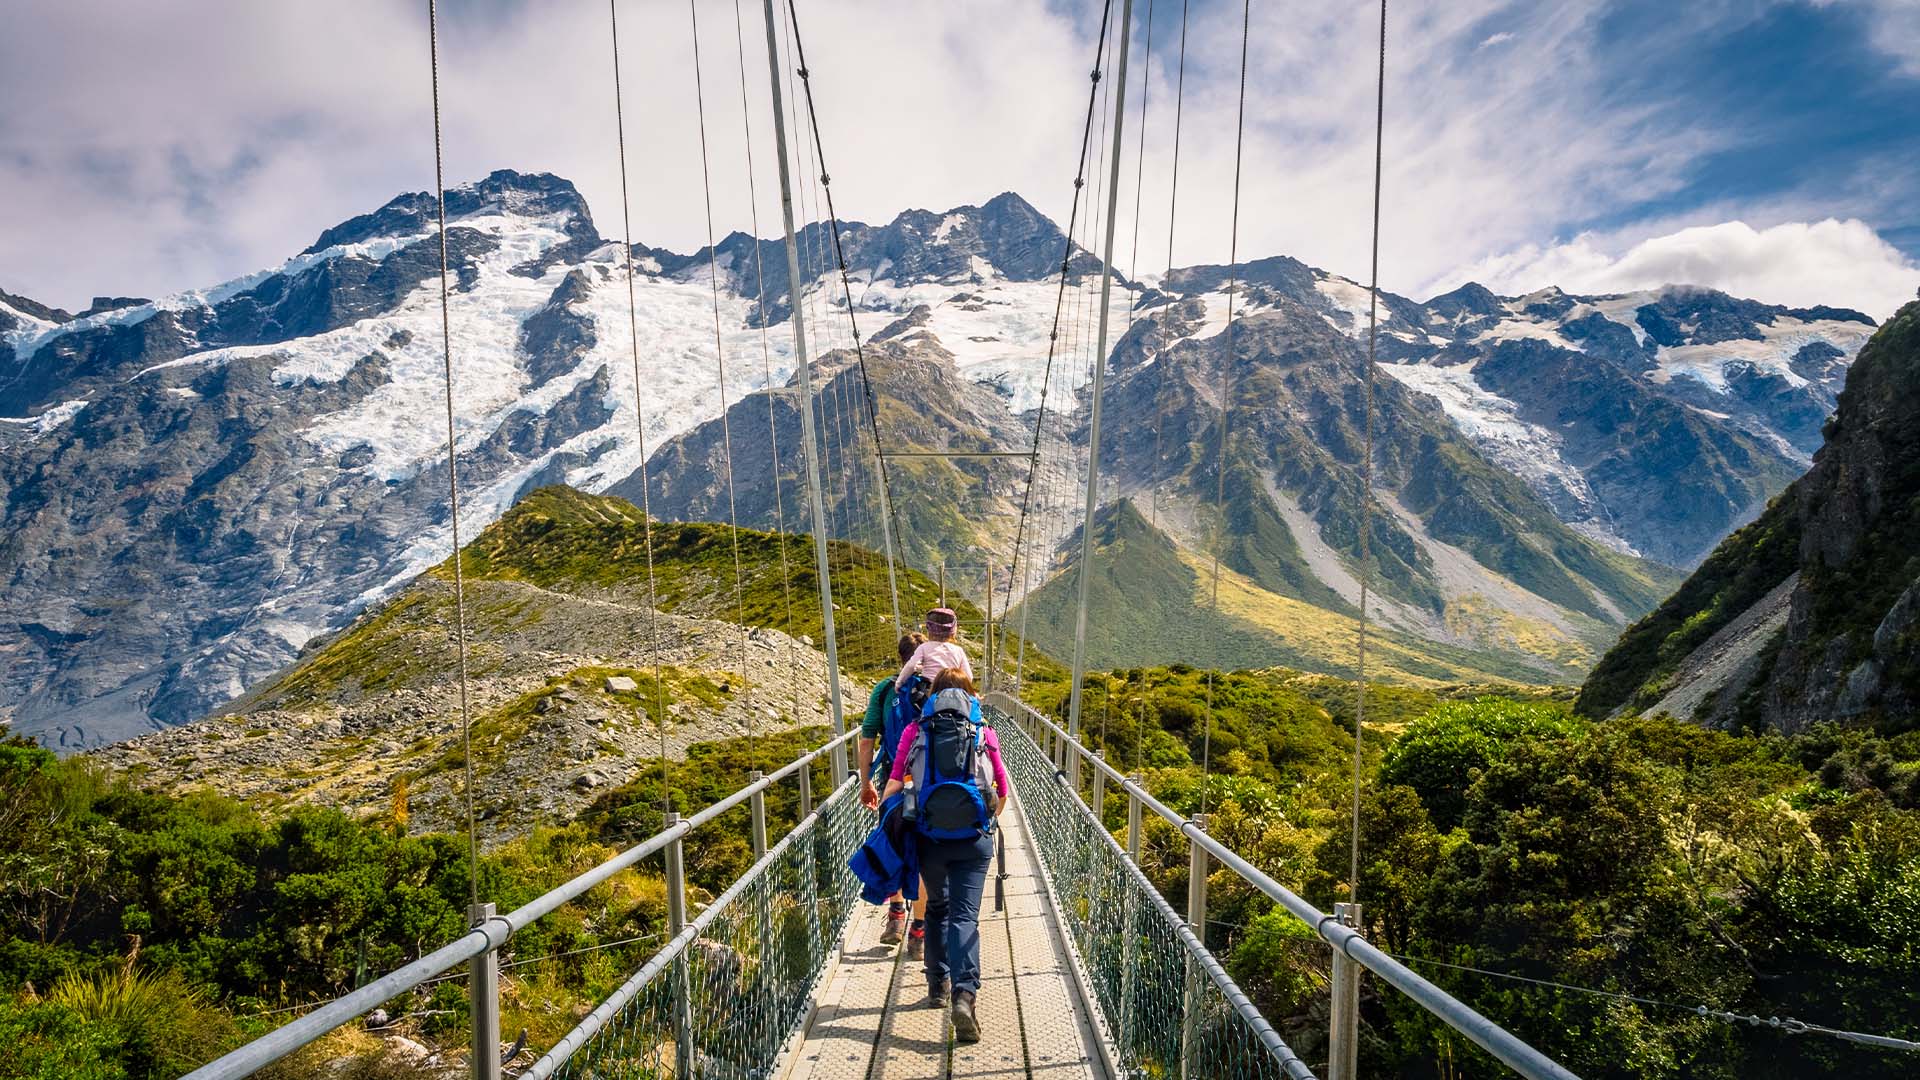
xmin=1363 ymin=281 xmax=1872 ymax=566
xmin=0 ymin=170 xmax=1875 ymax=747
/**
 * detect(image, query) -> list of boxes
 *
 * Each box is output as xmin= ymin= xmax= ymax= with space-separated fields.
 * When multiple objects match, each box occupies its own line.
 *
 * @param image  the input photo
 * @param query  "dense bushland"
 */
xmin=0 ymin=727 xmax=838 ymax=1079
xmin=7 ymin=665 xmax=1918 ymax=1078
xmin=1048 ymin=672 xmax=1920 ymax=1079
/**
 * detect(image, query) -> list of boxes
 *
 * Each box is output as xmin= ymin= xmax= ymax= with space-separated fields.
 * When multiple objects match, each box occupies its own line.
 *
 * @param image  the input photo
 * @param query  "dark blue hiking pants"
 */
xmin=918 ymin=831 xmax=995 ymax=993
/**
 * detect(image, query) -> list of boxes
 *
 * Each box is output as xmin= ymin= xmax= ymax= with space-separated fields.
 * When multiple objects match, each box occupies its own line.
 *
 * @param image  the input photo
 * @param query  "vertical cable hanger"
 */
xmin=1125 ymin=0 xmax=1156 ymax=338
xmin=729 ymin=0 xmax=802 ymax=748
xmin=1064 ymin=0 xmax=1137 ymax=771
xmin=1200 ymin=0 xmax=1252 ymax=816
xmin=686 ymin=0 xmax=757 ymax=747
xmin=759 ymin=0 xmax=852 ymax=773
xmin=1350 ymin=0 xmax=1390 ymax=904
xmin=1148 ymin=0 xmax=1190 ymax=535
xmin=785 ymin=44 xmax=865 ymax=670
xmin=782 ymin=0 xmax=908 ymax=639
xmin=606 ymin=0 xmax=675 ymax=816
xmin=1001 ymin=0 xmax=1121 ymax=670
xmin=425 ymin=0 xmax=480 ymax=904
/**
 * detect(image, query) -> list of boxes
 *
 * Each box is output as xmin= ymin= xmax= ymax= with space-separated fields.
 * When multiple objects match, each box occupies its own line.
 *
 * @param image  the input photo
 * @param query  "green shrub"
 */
xmin=1379 ymin=698 xmax=1584 ymax=830
xmin=18 ymin=968 xmax=243 ymax=1079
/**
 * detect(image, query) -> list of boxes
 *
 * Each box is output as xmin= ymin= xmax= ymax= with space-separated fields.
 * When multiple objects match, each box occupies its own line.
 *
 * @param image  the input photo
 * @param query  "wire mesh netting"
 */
xmin=991 ymin=705 xmax=1316 ymax=1080
xmin=543 ymin=779 xmax=867 ymax=1080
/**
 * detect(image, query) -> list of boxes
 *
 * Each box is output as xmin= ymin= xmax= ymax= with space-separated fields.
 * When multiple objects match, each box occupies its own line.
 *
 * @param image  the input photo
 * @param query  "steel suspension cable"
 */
xmin=686 ymin=0 xmax=757 ymax=742
xmin=999 ymin=0 xmax=1119 ymax=648
xmin=784 ymin=75 xmax=854 ymax=665
xmin=425 ymin=0 xmax=481 ymax=906
xmin=1064 ymin=0 xmax=1137 ymax=771
xmin=1125 ymin=0 xmax=1156 ymax=333
xmin=1148 ymin=0 xmax=1190 ymax=535
xmin=607 ymin=0 xmax=675 ymax=813
xmin=1350 ymin=0 xmax=1388 ymax=905
xmin=782 ymin=0 xmax=907 ymax=638
xmin=758 ymin=0 xmax=850 ymax=776
xmin=729 ymin=0 xmax=802 ymax=739
xmin=783 ymin=32 xmax=862 ymax=661
xmin=1381 ymin=953 xmax=1920 ymax=1054
xmin=1199 ymin=0 xmax=1252 ymax=816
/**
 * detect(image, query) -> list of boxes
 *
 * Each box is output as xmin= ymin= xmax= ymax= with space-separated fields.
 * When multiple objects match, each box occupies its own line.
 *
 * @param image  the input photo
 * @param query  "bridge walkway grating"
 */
xmin=780 ymin=789 xmax=1109 ymax=1080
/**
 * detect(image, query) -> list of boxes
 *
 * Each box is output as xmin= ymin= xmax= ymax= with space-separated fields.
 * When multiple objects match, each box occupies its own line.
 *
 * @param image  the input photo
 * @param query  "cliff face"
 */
xmin=1578 ymin=298 xmax=1920 ymax=732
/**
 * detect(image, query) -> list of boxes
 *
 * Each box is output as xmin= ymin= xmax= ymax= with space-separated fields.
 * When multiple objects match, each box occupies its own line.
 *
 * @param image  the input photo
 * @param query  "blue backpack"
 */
xmin=878 ymin=674 xmax=930 ymax=774
xmin=904 ymin=689 xmax=996 ymax=841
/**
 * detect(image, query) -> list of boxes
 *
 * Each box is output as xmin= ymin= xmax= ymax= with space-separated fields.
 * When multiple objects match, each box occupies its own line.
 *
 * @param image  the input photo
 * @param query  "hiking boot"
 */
xmin=952 ymin=989 xmax=980 ymax=1042
xmin=879 ymin=907 xmax=906 ymax=945
xmin=906 ymin=924 xmax=926 ymax=960
xmin=927 ymin=977 xmax=950 ymax=1007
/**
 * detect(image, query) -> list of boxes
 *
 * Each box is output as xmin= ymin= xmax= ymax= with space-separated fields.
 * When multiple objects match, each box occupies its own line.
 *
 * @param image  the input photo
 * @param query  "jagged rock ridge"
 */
xmin=1578 ymin=299 xmax=1920 ymax=731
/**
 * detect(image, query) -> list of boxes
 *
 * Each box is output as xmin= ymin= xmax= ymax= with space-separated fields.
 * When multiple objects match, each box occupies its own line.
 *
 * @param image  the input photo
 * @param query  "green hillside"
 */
xmin=1013 ymin=498 xmax=1600 ymax=686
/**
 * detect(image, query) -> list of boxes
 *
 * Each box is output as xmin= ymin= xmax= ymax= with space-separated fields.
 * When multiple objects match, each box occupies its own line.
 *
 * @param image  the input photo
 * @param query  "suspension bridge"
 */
xmin=183 ymin=0 xmax=1585 ymax=1076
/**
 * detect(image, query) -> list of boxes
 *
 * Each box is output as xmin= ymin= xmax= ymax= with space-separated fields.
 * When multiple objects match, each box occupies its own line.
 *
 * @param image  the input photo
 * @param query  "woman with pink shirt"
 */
xmin=894 ymin=608 xmax=973 ymax=690
xmin=877 ymin=668 xmax=1007 ymax=1043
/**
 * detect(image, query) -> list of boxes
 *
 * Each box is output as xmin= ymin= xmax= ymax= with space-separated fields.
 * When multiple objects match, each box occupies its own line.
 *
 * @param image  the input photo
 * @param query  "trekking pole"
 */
xmin=995 ymin=828 xmax=1008 ymax=913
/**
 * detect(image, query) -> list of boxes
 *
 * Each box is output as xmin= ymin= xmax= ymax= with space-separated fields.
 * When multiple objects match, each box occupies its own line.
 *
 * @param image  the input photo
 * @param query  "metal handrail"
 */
xmin=984 ymin=691 xmax=1582 ymax=1080
xmin=520 ymin=774 xmax=858 ymax=1078
xmin=182 ymin=728 xmax=858 ymax=1080
xmin=999 ymin=711 xmax=1314 ymax=1079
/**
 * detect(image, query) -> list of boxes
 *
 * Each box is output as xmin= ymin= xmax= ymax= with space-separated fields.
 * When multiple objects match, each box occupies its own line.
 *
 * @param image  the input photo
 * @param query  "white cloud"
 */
xmin=1812 ymin=0 xmax=1920 ymax=78
xmin=1478 ymin=31 xmax=1516 ymax=48
xmin=0 ymin=0 xmax=1910 ymax=322
xmin=0 ymin=0 xmax=1087 ymax=311
xmin=1440 ymin=218 xmax=1920 ymax=319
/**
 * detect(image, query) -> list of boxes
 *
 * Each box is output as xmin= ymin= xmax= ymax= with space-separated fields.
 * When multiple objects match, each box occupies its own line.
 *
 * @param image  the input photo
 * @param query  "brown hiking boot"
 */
xmin=879 ymin=908 xmax=906 ymax=945
xmin=927 ymin=977 xmax=950 ymax=1007
xmin=952 ymin=989 xmax=979 ymax=1042
xmin=906 ymin=923 xmax=926 ymax=960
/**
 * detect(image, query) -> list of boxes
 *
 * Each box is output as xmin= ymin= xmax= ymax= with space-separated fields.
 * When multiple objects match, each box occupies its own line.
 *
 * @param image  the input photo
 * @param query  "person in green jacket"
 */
xmin=858 ymin=632 xmax=928 ymax=952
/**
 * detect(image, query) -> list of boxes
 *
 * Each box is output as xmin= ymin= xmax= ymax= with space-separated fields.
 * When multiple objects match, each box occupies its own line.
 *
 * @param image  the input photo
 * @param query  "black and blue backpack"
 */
xmin=904 ymin=688 xmax=997 ymax=841
xmin=878 ymin=673 xmax=931 ymax=775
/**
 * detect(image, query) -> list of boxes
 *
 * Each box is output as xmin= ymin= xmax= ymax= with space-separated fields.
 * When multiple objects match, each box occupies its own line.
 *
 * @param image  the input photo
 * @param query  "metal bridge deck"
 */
xmin=781 ymin=791 xmax=1110 ymax=1080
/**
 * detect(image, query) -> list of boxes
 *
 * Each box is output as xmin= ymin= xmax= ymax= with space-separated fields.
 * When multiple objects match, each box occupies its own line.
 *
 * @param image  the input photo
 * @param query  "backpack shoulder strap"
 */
xmin=905 ymin=725 xmax=930 ymax=787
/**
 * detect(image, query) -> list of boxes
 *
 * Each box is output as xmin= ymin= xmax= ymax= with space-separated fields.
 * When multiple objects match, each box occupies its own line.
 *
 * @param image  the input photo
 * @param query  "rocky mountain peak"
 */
xmin=0 ymin=287 xmax=74 ymax=325
xmin=304 ymin=169 xmax=599 ymax=255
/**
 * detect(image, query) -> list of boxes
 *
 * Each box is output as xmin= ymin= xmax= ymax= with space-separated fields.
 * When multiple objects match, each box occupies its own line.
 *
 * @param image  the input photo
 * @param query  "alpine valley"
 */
xmin=1 ymin=170 xmax=1880 ymax=749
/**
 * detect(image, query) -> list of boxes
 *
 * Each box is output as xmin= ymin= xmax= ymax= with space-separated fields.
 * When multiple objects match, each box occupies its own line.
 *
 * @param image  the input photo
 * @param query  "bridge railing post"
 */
xmin=749 ymin=769 xmax=775 ymax=967
xmin=468 ymin=903 xmax=500 ymax=1080
xmin=1329 ymin=902 xmax=1364 ymax=1080
xmin=749 ymin=770 xmax=769 ymax=857
xmin=1126 ymin=775 xmax=1143 ymax=862
xmin=1119 ymin=773 xmax=1144 ymax=1061
xmin=1087 ymin=749 xmax=1109 ymax=966
xmin=664 ymin=813 xmax=692 ymax=1079
xmin=1091 ymin=751 xmax=1107 ymax=824
xmin=1181 ymin=814 xmax=1210 ymax=1077
xmin=798 ymin=761 xmax=814 ymax=819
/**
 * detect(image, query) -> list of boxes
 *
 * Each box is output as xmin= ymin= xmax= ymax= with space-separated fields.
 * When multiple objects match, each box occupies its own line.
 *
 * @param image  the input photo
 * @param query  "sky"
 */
xmin=2 ymin=0 xmax=1917 ymax=319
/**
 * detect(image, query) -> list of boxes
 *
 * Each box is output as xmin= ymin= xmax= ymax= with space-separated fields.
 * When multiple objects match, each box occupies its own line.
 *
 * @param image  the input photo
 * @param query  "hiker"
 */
xmin=894 ymin=608 xmax=972 ymax=690
xmin=879 ymin=667 xmax=1008 ymax=1043
xmin=858 ymin=632 xmax=928 ymax=951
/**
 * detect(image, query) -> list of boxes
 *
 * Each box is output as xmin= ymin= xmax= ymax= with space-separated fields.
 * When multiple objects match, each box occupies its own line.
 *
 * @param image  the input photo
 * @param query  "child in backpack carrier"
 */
xmin=894 ymin=608 xmax=972 ymax=690
xmin=878 ymin=667 xmax=1007 ymax=1043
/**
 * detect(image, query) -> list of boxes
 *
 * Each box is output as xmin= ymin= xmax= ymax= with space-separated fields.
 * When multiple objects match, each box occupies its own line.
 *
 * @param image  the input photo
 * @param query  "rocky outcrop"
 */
xmin=1579 ymin=299 xmax=1920 ymax=731
xmin=96 ymin=573 xmax=849 ymax=846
